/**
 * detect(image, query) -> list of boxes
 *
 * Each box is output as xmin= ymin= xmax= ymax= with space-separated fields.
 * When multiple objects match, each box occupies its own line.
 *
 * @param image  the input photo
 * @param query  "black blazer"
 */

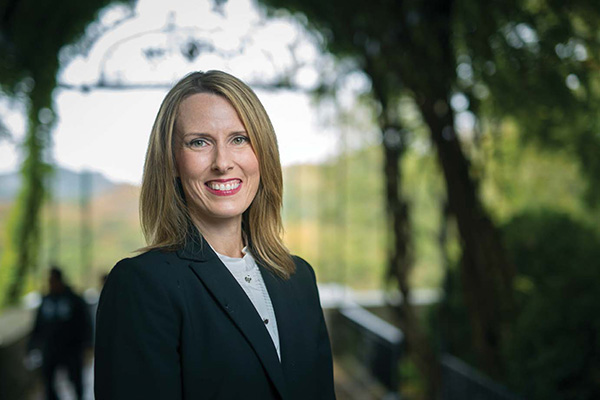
xmin=94 ymin=236 xmax=335 ymax=400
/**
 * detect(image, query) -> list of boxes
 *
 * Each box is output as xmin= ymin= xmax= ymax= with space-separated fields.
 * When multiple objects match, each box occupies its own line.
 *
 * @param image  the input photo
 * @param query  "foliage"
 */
xmin=1 ymin=0 xmax=131 ymax=95
xmin=433 ymin=209 xmax=600 ymax=399
xmin=432 ymin=114 xmax=599 ymax=388
xmin=429 ymin=258 xmax=473 ymax=363
xmin=501 ymin=210 xmax=600 ymax=400
xmin=0 ymin=0 xmax=135 ymax=305
xmin=478 ymin=121 xmax=589 ymax=223
xmin=257 ymin=1 xmax=600 ymax=387
xmin=452 ymin=0 xmax=600 ymax=202
xmin=431 ymin=118 xmax=591 ymax=331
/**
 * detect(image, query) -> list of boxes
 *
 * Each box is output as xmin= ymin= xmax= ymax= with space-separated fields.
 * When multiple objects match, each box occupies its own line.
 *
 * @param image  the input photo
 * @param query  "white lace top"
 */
xmin=214 ymin=247 xmax=281 ymax=360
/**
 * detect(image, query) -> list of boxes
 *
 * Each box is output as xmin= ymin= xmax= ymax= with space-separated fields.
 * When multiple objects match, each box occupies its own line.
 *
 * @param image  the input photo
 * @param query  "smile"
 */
xmin=205 ymin=179 xmax=242 ymax=196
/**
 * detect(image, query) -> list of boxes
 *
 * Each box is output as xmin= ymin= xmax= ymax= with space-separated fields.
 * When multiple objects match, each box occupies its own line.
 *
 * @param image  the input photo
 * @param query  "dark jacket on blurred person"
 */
xmin=29 ymin=267 xmax=91 ymax=400
xmin=29 ymin=285 xmax=90 ymax=358
xmin=94 ymin=236 xmax=335 ymax=400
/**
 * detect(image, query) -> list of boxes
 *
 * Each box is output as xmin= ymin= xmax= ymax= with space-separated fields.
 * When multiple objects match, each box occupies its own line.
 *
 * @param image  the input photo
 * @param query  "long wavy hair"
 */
xmin=139 ymin=70 xmax=294 ymax=278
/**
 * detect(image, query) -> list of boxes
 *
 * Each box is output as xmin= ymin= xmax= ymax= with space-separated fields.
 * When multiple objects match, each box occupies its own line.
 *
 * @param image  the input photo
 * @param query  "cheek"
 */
xmin=246 ymin=155 xmax=261 ymax=184
xmin=176 ymin=151 xmax=204 ymax=178
xmin=243 ymin=149 xmax=260 ymax=174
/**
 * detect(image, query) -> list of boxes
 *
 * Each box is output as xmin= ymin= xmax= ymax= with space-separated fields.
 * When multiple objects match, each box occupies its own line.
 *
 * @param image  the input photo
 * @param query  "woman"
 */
xmin=94 ymin=71 xmax=336 ymax=400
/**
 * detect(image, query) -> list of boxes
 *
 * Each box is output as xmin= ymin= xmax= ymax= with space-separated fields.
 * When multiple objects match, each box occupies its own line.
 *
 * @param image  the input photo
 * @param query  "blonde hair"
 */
xmin=139 ymin=70 xmax=295 ymax=278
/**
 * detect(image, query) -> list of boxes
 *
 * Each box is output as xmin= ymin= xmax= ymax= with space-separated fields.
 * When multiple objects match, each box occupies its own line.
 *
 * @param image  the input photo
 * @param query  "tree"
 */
xmin=254 ymin=1 xmax=450 ymax=397
xmin=0 ymin=0 xmax=135 ymax=305
xmin=255 ymin=0 xmax=600 ymax=395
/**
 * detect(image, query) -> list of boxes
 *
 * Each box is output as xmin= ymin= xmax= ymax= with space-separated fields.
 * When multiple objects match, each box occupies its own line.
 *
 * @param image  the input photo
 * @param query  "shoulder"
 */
xmin=288 ymin=255 xmax=320 ymax=293
xmin=99 ymin=249 xmax=189 ymax=316
xmin=105 ymin=249 xmax=184 ymax=292
xmin=287 ymin=256 xmax=326 ymax=312
xmin=118 ymin=247 xmax=179 ymax=266
xmin=112 ymin=248 xmax=180 ymax=273
xmin=291 ymin=255 xmax=317 ymax=280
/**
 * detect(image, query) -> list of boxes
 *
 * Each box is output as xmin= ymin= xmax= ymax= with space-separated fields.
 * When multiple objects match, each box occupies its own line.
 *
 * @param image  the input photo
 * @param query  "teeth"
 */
xmin=209 ymin=181 xmax=240 ymax=191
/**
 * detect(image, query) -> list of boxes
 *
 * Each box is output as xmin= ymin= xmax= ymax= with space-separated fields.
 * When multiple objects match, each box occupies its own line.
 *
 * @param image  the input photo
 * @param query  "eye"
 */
xmin=188 ymin=138 xmax=208 ymax=148
xmin=232 ymin=136 xmax=249 ymax=145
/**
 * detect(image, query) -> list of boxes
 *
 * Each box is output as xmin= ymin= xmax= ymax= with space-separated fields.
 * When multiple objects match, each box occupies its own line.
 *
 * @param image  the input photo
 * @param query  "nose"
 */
xmin=211 ymin=143 xmax=234 ymax=173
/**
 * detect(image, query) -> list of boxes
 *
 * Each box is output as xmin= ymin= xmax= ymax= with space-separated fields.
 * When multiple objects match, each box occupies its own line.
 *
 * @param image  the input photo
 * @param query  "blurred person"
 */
xmin=28 ymin=266 xmax=91 ymax=400
xmin=94 ymin=70 xmax=335 ymax=399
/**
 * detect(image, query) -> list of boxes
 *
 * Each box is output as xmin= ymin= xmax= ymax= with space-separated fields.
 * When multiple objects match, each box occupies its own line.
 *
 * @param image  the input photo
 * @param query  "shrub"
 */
xmin=502 ymin=210 xmax=600 ymax=400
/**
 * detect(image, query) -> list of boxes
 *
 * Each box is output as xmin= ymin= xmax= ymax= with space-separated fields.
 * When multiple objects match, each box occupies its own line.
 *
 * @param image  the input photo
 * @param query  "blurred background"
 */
xmin=1 ymin=0 xmax=599 ymax=399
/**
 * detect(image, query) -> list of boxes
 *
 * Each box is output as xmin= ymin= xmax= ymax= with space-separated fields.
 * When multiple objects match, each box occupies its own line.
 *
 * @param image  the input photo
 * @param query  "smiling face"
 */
xmin=174 ymin=93 xmax=260 ymax=229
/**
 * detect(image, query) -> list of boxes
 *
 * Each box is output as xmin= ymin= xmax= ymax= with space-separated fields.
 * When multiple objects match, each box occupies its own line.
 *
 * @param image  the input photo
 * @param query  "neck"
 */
xmin=191 ymin=214 xmax=245 ymax=258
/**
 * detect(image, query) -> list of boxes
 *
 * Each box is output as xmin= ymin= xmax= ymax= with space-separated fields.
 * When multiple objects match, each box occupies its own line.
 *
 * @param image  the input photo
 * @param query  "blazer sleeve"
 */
xmin=94 ymin=257 xmax=182 ymax=400
xmin=303 ymin=258 xmax=336 ymax=399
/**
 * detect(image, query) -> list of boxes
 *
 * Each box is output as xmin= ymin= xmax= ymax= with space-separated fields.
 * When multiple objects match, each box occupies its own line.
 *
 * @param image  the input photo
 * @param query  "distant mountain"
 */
xmin=0 ymin=167 xmax=122 ymax=201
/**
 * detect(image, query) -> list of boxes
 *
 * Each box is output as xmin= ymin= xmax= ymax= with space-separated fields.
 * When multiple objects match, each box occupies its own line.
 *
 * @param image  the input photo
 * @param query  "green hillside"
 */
xmin=283 ymin=144 xmax=445 ymax=290
xmin=16 ymin=183 xmax=144 ymax=293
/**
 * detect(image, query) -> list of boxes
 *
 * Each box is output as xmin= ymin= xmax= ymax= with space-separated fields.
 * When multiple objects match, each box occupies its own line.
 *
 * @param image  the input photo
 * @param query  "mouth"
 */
xmin=205 ymin=179 xmax=242 ymax=196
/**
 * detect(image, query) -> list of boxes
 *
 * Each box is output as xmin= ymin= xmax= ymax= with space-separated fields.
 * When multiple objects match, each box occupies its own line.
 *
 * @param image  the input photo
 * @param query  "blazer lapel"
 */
xmin=260 ymin=265 xmax=299 ymax=377
xmin=178 ymin=235 xmax=289 ymax=399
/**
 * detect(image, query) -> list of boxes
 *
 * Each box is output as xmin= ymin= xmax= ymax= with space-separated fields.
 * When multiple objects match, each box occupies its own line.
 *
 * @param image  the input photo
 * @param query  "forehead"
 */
xmin=176 ymin=93 xmax=244 ymax=133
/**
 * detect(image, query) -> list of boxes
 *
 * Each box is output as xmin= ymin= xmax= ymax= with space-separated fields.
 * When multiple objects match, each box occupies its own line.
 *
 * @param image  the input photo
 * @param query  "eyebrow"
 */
xmin=181 ymin=130 xmax=248 ymax=137
xmin=181 ymin=130 xmax=247 ymax=138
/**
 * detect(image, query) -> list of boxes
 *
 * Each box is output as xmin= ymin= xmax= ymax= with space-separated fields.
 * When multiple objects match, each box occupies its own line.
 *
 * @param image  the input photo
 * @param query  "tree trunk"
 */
xmin=5 ymin=94 xmax=51 ymax=305
xmin=367 ymin=50 xmax=441 ymax=396
xmin=390 ymin=0 xmax=515 ymax=377
xmin=418 ymin=97 xmax=514 ymax=378
xmin=382 ymin=135 xmax=441 ymax=399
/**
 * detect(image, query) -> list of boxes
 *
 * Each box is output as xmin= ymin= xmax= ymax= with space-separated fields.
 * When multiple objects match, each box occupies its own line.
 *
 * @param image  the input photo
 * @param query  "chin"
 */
xmin=208 ymin=208 xmax=248 ymax=220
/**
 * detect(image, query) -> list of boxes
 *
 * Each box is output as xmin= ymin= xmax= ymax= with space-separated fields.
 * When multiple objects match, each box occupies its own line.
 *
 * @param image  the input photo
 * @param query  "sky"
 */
xmin=0 ymin=0 xmax=347 ymax=184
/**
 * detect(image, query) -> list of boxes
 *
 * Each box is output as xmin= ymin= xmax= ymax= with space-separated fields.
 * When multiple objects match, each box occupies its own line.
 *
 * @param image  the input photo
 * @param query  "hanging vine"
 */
xmin=0 ymin=0 xmax=135 ymax=306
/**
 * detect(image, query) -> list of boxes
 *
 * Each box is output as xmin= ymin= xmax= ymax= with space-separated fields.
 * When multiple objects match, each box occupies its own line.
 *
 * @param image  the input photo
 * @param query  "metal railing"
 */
xmin=328 ymin=302 xmax=526 ymax=400
xmin=331 ymin=304 xmax=404 ymax=399
xmin=441 ymin=354 xmax=525 ymax=400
